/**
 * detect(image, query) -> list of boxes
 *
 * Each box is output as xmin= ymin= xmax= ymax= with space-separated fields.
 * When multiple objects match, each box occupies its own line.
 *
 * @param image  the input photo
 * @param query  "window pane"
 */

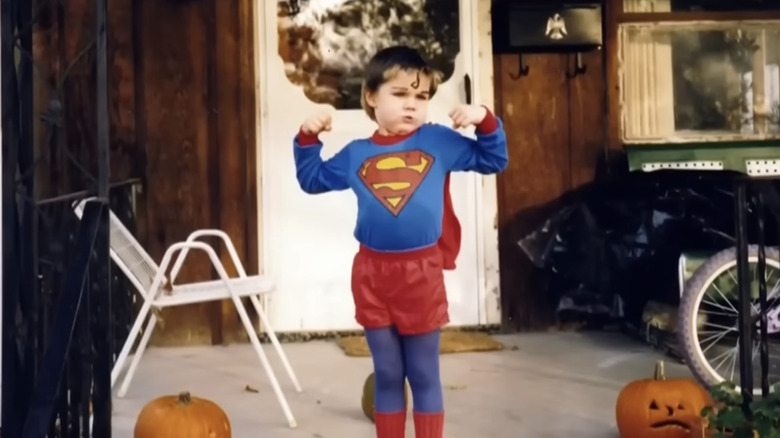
xmin=618 ymin=21 xmax=780 ymax=143
xmin=624 ymin=0 xmax=779 ymax=13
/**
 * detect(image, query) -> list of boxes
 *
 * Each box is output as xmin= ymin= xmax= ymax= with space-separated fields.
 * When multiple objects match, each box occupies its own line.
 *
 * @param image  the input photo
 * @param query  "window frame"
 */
xmin=620 ymin=11 xmax=780 ymax=23
xmin=617 ymin=19 xmax=780 ymax=144
xmin=617 ymin=7 xmax=780 ymax=24
xmin=605 ymin=0 xmax=780 ymax=150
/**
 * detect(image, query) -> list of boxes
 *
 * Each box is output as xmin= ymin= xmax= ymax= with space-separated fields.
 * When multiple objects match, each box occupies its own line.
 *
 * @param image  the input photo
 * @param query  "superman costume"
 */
xmin=294 ymin=108 xmax=507 ymax=437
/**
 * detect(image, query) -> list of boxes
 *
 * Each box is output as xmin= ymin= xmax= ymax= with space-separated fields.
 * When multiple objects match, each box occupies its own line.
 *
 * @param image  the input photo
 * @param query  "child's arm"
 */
xmin=293 ymin=128 xmax=351 ymax=194
xmin=440 ymin=106 xmax=508 ymax=174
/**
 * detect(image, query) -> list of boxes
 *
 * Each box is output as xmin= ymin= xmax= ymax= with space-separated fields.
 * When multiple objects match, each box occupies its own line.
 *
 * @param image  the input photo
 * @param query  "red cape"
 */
xmin=438 ymin=172 xmax=461 ymax=270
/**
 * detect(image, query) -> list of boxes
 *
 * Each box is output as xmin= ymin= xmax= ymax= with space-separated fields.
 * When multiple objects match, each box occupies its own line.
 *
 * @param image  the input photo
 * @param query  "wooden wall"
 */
xmin=33 ymin=0 xmax=612 ymax=338
xmin=33 ymin=0 xmax=258 ymax=346
xmin=493 ymin=50 xmax=611 ymax=331
xmin=134 ymin=0 xmax=258 ymax=346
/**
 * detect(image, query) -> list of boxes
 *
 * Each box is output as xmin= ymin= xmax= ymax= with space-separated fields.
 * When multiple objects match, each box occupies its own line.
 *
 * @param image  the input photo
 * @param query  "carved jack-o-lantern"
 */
xmin=616 ymin=361 xmax=712 ymax=438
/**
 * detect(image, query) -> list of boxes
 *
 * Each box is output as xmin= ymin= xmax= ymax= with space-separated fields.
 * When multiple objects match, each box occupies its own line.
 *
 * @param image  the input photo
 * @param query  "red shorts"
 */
xmin=351 ymin=244 xmax=449 ymax=335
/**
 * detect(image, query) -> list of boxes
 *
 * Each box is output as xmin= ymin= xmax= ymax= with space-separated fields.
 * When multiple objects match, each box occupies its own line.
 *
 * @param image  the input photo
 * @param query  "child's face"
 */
xmin=365 ymin=69 xmax=431 ymax=135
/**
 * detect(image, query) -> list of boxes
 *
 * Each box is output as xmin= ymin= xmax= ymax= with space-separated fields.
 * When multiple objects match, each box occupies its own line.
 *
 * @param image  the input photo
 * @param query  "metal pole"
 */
xmin=93 ymin=0 xmax=112 ymax=434
xmin=755 ymin=188 xmax=769 ymax=397
xmin=96 ymin=0 xmax=109 ymax=200
xmin=0 ymin=0 xmax=4 ymax=421
xmin=0 ymin=0 xmax=20 ymax=433
xmin=734 ymin=179 xmax=754 ymax=416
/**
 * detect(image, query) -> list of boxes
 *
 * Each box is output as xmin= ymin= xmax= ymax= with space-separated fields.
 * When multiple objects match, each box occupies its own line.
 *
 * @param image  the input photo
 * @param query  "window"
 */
xmin=618 ymin=20 xmax=780 ymax=143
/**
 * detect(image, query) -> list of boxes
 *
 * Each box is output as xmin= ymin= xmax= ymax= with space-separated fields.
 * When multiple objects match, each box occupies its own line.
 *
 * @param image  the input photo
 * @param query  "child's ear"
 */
xmin=364 ymin=91 xmax=377 ymax=108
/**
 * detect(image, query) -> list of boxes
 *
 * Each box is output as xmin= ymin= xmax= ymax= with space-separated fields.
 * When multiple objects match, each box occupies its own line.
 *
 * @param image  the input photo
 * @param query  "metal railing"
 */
xmin=2 ymin=0 xmax=136 ymax=435
xmin=734 ymin=178 xmax=778 ymax=413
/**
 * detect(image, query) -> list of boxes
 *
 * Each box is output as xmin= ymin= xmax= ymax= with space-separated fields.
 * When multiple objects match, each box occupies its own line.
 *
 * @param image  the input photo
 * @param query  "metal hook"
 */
xmin=565 ymin=53 xmax=587 ymax=79
xmin=509 ymin=54 xmax=529 ymax=79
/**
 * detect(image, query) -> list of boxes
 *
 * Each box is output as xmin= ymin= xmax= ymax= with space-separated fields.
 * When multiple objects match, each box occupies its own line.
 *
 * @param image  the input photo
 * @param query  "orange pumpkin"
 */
xmin=616 ymin=360 xmax=711 ymax=438
xmin=134 ymin=391 xmax=231 ymax=438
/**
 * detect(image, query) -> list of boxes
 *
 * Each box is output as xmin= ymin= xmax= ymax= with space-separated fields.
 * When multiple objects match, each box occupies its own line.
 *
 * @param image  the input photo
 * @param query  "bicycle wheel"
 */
xmin=677 ymin=245 xmax=780 ymax=395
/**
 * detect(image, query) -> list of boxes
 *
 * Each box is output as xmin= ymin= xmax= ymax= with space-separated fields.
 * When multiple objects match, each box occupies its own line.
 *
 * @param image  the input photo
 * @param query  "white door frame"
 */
xmin=253 ymin=0 xmax=501 ymax=330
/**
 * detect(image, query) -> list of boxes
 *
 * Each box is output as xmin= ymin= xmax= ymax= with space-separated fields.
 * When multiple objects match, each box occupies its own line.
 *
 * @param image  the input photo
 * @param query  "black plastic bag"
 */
xmin=516 ymin=171 xmax=741 ymax=326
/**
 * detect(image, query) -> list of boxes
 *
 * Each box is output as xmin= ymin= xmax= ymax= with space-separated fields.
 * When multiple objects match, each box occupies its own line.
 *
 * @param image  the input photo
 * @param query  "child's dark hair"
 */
xmin=360 ymin=45 xmax=442 ymax=121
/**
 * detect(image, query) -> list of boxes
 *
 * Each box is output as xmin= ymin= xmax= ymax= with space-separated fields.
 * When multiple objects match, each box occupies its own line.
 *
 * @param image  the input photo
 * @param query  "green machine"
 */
xmin=618 ymin=20 xmax=780 ymax=395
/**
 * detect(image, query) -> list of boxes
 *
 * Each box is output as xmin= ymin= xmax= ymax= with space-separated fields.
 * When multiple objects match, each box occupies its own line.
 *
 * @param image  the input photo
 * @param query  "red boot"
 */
xmin=413 ymin=411 xmax=444 ymax=438
xmin=375 ymin=411 xmax=407 ymax=438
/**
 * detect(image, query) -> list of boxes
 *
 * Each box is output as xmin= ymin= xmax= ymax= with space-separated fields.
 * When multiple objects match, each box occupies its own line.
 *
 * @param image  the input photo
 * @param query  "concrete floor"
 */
xmin=111 ymin=331 xmax=695 ymax=437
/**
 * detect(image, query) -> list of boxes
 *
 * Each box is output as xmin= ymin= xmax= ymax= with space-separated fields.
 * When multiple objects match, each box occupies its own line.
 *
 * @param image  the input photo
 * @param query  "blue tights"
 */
xmin=365 ymin=327 xmax=443 ymax=413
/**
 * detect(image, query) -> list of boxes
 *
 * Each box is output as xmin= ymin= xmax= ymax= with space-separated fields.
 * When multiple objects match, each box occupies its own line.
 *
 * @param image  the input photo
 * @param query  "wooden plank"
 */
xmin=203 ymin=0 xmax=224 ymax=345
xmin=605 ymin=0 xmax=622 ymax=154
xmin=238 ymin=0 xmax=259 ymax=282
xmin=568 ymin=50 xmax=607 ymax=189
xmin=213 ymin=0 xmax=246 ymax=344
xmin=60 ymin=0 xmax=99 ymax=193
xmin=237 ymin=0 xmax=260 ymax=337
xmin=138 ymin=0 xmax=216 ymax=346
xmin=130 ymin=0 xmax=148 ymax=261
xmin=31 ymin=0 xmax=58 ymax=199
xmin=493 ymin=54 xmax=571 ymax=331
xmin=37 ymin=0 xmax=140 ymax=189
xmin=107 ymin=0 xmax=141 ymax=182
xmin=132 ymin=0 xmax=259 ymax=346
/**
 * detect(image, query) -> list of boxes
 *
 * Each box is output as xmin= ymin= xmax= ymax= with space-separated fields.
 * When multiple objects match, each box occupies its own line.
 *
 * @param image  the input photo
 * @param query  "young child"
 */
xmin=293 ymin=45 xmax=508 ymax=438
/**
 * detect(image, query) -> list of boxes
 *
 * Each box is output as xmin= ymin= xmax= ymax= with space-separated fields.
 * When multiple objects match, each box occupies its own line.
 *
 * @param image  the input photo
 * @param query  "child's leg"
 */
xmin=365 ymin=327 xmax=407 ymax=437
xmin=402 ymin=329 xmax=444 ymax=438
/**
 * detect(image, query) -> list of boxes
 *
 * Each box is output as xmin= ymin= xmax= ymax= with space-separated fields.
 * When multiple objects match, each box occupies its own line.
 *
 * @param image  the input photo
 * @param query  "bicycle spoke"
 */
xmin=710 ymin=344 xmax=738 ymax=371
xmin=728 ymin=341 xmax=738 ymax=382
xmin=701 ymin=297 xmax=737 ymax=314
xmin=702 ymin=321 xmax=739 ymax=331
xmin=709 ymin=283 xmax=738 ymax=313
xmin=699 ymin=329 xmax=732 ymax=354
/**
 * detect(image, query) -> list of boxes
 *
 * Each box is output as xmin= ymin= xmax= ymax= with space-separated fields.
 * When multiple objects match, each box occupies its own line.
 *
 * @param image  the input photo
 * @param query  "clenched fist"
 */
xmin=449 ymin=104 xmax=488 ymax=130
xmin=301 ymin=112 xmax=333 ymax=135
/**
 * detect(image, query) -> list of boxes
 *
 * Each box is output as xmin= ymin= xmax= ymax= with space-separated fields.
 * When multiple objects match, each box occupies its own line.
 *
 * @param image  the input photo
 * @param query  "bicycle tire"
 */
xmin=677 ymin=245 xmax=779 ymax=395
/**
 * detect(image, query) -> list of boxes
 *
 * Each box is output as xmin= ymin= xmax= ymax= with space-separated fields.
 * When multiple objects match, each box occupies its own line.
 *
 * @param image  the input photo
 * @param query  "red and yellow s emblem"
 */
xmin=358 ymin=150 xmax=434 ymax=216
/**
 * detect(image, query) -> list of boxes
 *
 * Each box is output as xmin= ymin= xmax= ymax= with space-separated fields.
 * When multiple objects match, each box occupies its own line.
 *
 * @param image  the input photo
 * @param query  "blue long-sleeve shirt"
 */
xmin=293 ymin=117 xmax=508 ymax=252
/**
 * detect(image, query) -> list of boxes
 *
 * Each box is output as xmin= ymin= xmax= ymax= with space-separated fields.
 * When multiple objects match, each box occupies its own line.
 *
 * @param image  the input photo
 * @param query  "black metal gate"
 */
xmin=2 ymin=0 xmax=138 ymax=436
